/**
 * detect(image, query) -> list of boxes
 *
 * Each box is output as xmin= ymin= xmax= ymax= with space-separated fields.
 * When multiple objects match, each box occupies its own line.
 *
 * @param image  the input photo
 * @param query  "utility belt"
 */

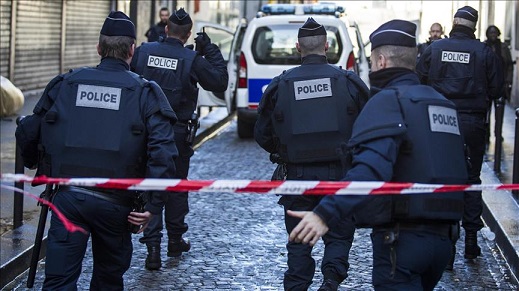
xmin=284 ymin=161 xmax=344 ymax=181
xmin=174 ymin=120 xmax=189 ymax=127
xmin=457 ymin=110 xmax=487 ymax=118
xmin=373 ymin=222 xmax=453 ymax=237
xmin=58 ymin=185 xmax=135 ymax=208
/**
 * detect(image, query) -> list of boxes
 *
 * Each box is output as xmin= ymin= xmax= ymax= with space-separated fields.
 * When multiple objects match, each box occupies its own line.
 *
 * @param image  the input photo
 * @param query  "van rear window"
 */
xmin=251 ymin=24 xmax=342 ymax=65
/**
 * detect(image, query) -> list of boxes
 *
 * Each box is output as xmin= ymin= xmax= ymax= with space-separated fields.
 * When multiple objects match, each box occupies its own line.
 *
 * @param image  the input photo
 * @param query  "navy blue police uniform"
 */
xmin=130 ymin=8 xmax=228 ymax=268
xmin=311 ymin=20 xmax=468 ymax=290
xmin=15 ymin=11 xmax=178 ymax=290
xmin=255 ymin=18 xmax=370 ymax=290
xmin=416 ymin=6 xmax=501 ymax=259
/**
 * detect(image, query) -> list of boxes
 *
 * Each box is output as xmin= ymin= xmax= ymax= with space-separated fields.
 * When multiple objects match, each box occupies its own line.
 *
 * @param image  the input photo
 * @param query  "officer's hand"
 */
xmin=194 ymin=32 xmax=211 ymax=55
xmin=287 ymin=211 xmax=328 ymax=246
xmin=128 ymin=211 xmax=152 ymax=234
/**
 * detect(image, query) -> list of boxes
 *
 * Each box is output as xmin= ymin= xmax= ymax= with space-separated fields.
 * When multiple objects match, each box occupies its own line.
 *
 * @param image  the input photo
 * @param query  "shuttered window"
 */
xmin=64 ymin=1 xmax=110 ymax=71
xmin=0 ymin=1 xmax=12 ymax=78
xmin=14 ymin=0 xmax=62 ymax=91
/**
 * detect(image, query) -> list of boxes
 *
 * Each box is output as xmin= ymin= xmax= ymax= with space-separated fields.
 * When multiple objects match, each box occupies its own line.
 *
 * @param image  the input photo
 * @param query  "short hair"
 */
xmin=167 ymin=21 xmax=192 ymax=39
xmin=160 ymin=7 xmax=169 ymax=14
xmin=453 ymin=17 xmax=476 ymax=30
xmin=298 ymin=35 xmax=327 ymax=55
xmin=372 ymin=45 xmax=417 ymax=70
xmin=486 ymin=25 xmax=501 ymax=36
xmin=98 ymin=35 xmax=134 ymax=60
xmin=430 ymin=22 xmax=443 ymax=32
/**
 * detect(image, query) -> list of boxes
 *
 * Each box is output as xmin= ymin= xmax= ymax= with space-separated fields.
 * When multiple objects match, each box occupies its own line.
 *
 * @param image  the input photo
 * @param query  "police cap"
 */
xmin=100 ymin=11 xmax=136 ymax=39
xmin=169 ymin=8 xmax=192 ymax=25
xmin=369 ymin=19 xmax=416 ymax=51
xmin=454 ymin=6 xmax=478 ymax=23
xmin=298 ymin=17 xmax=326 ymax=38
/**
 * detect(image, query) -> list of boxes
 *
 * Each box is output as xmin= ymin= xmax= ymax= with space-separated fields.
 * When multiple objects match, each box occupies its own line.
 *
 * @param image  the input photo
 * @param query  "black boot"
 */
xmin=318 ymin=279 xmax=339 ymax=291
xmin=167 ymin=238 xmax=191 ymax=257
xmin=145 ymin=243 xmax=161 ymax=270
xmin=445 ymin=244 xmax=455 ymax=270
xmin=464 ymin=231 xmax=481 ymax=259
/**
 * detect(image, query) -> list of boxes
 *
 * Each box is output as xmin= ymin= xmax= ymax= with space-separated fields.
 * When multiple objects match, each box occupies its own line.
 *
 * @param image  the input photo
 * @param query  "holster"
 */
xmin=186 ymin=113 xmax=200 ymax=145
xmin=128 ymin=192 xmax=146 ymax=234
xmin=381 ymin=225 xmax=399 ymax=279
xmin=271 ymin=163 xmax=287 ymax=181
xmin=449 ymin=222 xmax=460 ymax=242
xmin=270 ymin=153 xmax=287 ymax=181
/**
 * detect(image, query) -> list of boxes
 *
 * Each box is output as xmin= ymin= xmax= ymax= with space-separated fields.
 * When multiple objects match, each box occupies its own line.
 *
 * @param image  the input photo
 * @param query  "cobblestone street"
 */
xmin=5 ymin=121 xmax=518 ymax=290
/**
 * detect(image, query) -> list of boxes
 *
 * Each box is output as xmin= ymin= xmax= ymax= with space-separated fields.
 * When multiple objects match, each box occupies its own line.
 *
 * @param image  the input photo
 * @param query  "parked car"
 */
xmin=197 ymin=2 xmax=370 ymax=138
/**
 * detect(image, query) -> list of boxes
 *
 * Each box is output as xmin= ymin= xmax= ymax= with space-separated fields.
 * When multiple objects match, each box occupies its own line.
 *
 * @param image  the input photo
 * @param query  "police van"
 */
xmin=197 ymin=3 xmax=370 ymax=138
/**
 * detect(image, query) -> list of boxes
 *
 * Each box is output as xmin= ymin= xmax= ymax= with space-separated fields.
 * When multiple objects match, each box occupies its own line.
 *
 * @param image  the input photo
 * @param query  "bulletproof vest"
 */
xmin=40 ymin=68 xmax=148 ymax=178
xmin=428 ymin=38 xmax=488 ymax=111
xmin=272 ymin=64 xmax=360 ymax=163
xmin=136 ymin=42 xmax=198 ymax=120
xmin=353 ymin=85 xmax=468 ymax=227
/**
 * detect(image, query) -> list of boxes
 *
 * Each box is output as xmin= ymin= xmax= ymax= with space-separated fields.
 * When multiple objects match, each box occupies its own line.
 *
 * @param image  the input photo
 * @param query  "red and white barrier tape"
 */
xmin=2 ymin=173 xmax=518 ymax=195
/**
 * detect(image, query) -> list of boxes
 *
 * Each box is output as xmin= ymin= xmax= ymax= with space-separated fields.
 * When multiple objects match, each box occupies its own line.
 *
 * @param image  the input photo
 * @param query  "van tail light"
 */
xmin=346 ymin=51 xmax=356 ymax=72
xmin=238 ymin=52 xmax=247 ymax=88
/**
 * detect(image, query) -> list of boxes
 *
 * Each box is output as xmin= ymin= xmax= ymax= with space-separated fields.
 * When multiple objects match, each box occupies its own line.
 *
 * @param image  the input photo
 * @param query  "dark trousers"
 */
xmin=371 ymin=231 xmax=452 ymax=291
xmin=43 ymin=190 xmax=133 ymax=290
xmin=140 ymin=127 xmax=194 ymax=244
xmin=458 ymin=113 xmax=486 ymax=232
xmin=280 ymin=163 xmax=355 ymax=290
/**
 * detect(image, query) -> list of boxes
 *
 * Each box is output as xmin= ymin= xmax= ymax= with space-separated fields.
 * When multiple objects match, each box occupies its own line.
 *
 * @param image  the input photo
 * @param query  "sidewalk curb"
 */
xmin=481 ymin=162 xmax=519 ymax=285
xmin=0 ymin=224 xmax=46 ymax=289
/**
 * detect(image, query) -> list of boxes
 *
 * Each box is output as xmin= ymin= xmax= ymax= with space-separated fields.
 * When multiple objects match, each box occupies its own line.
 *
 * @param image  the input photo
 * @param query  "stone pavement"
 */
xmin=3 ymin=121 xmax=519 ymax=290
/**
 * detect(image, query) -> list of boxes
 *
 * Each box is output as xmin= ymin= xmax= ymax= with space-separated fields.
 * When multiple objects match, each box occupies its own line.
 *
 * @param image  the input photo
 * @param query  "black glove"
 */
xmin=185 ymin=44 xmax=194 ymax=50
xmin=194 ymin=32 xmax=211 ymax=55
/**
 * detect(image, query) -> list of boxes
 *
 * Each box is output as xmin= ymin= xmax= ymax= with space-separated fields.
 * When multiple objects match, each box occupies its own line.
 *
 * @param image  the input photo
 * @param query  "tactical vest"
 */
xmin=428 ymin=38 xmax=488 ymax=112
xmin=273 ymin=64 xmax=360 ymax=163
xmin=40 ymin=68 xmax=149 ymax=178
xmin=136 ymin=42 xmax=198 ymax=120
xmin=352 ymin=85 xmax=468 ymax=227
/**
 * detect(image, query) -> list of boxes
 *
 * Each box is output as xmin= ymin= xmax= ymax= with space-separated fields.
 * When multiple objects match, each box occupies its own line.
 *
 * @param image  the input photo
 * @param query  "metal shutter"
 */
xmin=63 ymin=0 xmax=110 ymax=72
xmin=0 ymin=1 xmax=12 ymax=78
xmin=14 ymin=0 xmax=62 ymax=91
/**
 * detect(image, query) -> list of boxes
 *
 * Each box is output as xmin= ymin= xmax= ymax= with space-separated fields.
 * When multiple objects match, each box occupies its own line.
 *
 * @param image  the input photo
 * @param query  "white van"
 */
xmin=197 ymin=3 xmax=370 ymax=138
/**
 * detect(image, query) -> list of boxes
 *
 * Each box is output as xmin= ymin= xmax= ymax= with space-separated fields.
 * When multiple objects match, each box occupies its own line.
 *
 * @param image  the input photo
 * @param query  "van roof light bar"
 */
xmin=260 ymin=4 xmax=296 ymax=15
xmin=303 ymin=3 xmax=344 ymax=16
xmin=259 ymin=3 xmax=345 ymax=17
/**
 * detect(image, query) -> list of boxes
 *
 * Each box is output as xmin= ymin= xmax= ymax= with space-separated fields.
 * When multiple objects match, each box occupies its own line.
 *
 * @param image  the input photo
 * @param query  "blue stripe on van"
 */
xmin=248 ymin=78 xmax=272 ymax=103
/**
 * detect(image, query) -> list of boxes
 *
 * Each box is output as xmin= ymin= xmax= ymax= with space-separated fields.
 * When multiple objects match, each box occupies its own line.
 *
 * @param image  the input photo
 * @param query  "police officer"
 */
xmin=131 ymin=8 xmax=228 ymax=270
xmin=255 ymin=18 xmax=369 ymax=291
xmin=288 ymin=20 xmax=468 ymax=290
xmin=15 ymin=11 xmax=178 ymax=289
xmin=145 ymin=7 xmax=170 ymax=42
xmin=416 ymin=6 xmax=501 ymax=264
